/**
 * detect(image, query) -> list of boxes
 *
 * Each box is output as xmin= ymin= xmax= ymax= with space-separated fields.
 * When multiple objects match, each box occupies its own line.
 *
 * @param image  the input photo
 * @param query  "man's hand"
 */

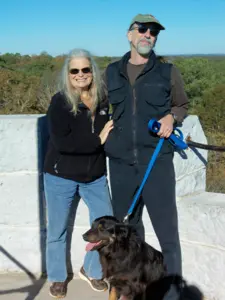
xmin=157 ymin=114 xmax=174 ymax=138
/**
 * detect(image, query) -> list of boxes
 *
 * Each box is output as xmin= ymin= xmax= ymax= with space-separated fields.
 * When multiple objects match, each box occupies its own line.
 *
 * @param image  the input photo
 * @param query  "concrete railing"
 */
xmin=0 ymin=114 xmax=224 ymax=300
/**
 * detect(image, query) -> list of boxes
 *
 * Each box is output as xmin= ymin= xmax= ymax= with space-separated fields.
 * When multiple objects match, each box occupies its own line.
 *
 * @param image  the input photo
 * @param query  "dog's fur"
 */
xmin=83 ymin=216 xmax=204 ymax=300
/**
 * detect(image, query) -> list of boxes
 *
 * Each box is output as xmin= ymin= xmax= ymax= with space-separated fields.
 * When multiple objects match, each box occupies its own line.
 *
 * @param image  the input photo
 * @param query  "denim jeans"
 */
xmin=44 ymin=173 xmax=113 ymax=282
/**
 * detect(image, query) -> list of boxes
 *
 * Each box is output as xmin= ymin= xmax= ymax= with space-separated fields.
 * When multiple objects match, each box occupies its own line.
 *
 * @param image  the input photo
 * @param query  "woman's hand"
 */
xmin=99 ymin=120 xmax=114 ymax=144
xmin=157 ymin=114 xmax=174 ymax=138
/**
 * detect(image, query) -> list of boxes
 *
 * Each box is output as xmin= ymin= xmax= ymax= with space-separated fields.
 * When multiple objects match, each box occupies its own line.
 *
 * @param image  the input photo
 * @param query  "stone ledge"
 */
xmin=0 ymin=114 xmax=47 ymax=173
xmin=0 ymin=173 xmax=42 ymax=226
xmin=0 ymin=114 xmax=207 ymax=197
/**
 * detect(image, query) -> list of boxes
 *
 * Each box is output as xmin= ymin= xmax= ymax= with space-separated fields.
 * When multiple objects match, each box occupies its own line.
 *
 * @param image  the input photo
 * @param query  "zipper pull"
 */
xmin=54 ymin=163 xmax=58 ymax=174
xmin=91 ymin=115 xmax=95 ymax=133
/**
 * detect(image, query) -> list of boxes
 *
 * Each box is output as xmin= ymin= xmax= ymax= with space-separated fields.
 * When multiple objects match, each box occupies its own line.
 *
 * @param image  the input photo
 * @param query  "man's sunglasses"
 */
xmin=69 ymin=67 xmax=92 ymax=75
xmin=131 ymin=23 xmax=160 ymax=37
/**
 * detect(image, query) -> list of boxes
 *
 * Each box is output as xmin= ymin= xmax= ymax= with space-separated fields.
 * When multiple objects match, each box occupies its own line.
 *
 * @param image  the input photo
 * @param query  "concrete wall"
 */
xmin=0 ymin=114 xmax=224 ymax=299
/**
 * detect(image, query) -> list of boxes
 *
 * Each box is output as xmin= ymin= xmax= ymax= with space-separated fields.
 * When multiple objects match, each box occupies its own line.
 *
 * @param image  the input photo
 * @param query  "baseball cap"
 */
xmin=129 ymin=14 xmax=165 ymax=30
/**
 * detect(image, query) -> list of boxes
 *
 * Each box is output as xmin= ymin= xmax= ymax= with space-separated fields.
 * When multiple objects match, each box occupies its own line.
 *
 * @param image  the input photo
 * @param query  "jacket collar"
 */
xmin=119 ymin=50 xmax=157 ymax=78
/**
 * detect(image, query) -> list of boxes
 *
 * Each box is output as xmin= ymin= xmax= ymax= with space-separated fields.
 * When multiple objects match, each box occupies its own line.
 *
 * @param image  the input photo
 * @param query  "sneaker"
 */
xmin=78 ymin=266 xmax=108 ymax=292
xmin=49 ymin=282 xmax=67 ymax=298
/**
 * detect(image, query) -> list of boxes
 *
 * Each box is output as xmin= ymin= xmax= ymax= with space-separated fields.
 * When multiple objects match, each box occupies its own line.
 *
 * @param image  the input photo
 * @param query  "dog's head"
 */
xmin=82 ymin=215 xmax=135 ymax=252
xmin=82 ymin=216 xmax=118 ymax=251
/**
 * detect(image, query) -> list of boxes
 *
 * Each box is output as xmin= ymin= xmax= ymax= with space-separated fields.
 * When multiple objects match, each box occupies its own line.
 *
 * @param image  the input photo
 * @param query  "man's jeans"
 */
xmin=44 ymin=173 xmax=113 ymax=282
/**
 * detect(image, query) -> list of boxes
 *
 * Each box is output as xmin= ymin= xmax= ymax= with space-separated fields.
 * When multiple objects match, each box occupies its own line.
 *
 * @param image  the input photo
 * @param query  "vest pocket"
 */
xmin=108 ymin=86 xmax=125 ymax=121
xmin=144 ymin=83 xmax=168 ymax=107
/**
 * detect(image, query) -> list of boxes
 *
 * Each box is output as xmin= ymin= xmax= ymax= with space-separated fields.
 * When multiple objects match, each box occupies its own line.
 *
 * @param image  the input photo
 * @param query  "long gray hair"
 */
xmin=58 ymin=48 xmax=105 ymax=115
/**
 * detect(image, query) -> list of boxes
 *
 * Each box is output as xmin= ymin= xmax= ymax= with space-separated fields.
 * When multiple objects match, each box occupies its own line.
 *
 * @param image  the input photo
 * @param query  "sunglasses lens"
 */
xmin=69 ymin=69 xmax=79 ymax=74
xmin=82 ymin=67 xmax=91 ymax=74
xmin=138 ymin=26 xmax=148 ymax=34
xmin=150 ymin=30 xmax=160 ymax=37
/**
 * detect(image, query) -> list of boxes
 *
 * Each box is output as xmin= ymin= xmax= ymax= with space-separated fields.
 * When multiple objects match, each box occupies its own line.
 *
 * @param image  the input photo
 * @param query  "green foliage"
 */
xmin=174 ymin=58 xmax=210 ymax=107
xmin=21 ymin=54 xmax=55 ymax=76
xmin=94 ymin=56 xmax=112 ymax=71
xmin=0 ymin=52 xmax=22 ymax=65
xmin=174 ymin=57 xmax=225 ymax=110
xmin=205 ymin=132 xmax=225 ymax=193
xmin=195 ymin=84 xmax=225 ymax=133
xmin=0 ymin=68 xmax=41 ymax=114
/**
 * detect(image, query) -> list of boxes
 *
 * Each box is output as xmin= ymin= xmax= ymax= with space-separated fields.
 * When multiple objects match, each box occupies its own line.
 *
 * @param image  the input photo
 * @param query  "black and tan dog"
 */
xmin=83 ymin=216 xmax=204 ymax=300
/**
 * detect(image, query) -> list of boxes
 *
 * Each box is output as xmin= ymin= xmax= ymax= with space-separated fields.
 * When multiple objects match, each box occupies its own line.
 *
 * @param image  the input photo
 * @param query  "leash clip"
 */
xmin=123 ymin=214 xmax=130 ymax=224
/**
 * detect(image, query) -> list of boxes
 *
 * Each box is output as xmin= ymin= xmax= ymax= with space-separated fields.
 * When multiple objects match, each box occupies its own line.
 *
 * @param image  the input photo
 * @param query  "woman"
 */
xmin=43 ymin=48 xmax=113 ymax=298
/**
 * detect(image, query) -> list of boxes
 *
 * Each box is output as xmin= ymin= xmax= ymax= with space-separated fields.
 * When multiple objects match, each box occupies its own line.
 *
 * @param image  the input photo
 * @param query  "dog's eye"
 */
xmin=98 ymin=224 xmax=103 ymax=230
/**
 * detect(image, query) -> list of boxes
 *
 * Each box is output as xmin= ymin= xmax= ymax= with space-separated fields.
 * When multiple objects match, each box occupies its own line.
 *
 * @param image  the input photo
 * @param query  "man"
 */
xmin=104 ymin=14 xmax=189 ymax=299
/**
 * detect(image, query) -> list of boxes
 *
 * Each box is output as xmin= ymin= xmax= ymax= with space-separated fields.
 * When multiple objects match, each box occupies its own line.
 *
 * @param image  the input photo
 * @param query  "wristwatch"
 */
xmin=170 ymin=113 xmax=178 ymax=124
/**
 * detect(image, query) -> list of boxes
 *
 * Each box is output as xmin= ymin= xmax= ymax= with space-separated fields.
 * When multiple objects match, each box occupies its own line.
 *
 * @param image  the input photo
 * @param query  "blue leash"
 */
xmin=123 ymin=118 xmax=188 ymax=223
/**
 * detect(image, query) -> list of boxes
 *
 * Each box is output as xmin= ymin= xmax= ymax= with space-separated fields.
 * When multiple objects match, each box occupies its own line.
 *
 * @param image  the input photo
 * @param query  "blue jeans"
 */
xmin=44 ymin=173 xmax=113 ymax=282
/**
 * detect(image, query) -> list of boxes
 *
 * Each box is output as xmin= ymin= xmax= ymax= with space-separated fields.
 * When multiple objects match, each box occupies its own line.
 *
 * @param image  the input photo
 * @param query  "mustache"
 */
xmin=139 ymin=38 xmax=153 ymax=45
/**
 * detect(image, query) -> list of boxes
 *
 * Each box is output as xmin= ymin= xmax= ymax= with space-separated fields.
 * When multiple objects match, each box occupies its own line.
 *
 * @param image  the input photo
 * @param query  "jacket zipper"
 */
xmin=54 ymin=155 xmax=62 ymax=174
xmin=91 ymin=116 xmax=95 ymax=133
xmin=86 ymin=114 xmax=95 ymax=180
xmin=132 ymin=88 xmax=138 ymax=164
xmin=54 ymin=110 xmax=96 ymax=178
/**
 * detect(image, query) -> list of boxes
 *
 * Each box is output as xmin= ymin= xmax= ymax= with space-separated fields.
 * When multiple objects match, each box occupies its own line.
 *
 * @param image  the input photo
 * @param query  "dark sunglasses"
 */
xmin=69 ymin=67 xmax=92 ymax=75
xmin=131 ymin=23 xmax=160 ymax=37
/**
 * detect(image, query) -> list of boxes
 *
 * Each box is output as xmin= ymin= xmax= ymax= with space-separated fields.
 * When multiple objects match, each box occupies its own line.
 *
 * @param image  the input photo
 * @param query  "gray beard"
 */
xmin=136 ymin=39 xmax=155 ymax=55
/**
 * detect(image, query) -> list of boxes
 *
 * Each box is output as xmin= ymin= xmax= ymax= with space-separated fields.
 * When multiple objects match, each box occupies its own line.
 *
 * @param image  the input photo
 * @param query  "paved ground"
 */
xmin=0 ymin=273 xmax=214 ymax=300
xmin=0 ymin=273 xmax=108 ymax=300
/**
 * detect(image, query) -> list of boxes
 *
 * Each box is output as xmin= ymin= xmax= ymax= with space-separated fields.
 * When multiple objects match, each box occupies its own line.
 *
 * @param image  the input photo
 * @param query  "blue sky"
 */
xmin=1 ymin=0 xmax=225 ymax=57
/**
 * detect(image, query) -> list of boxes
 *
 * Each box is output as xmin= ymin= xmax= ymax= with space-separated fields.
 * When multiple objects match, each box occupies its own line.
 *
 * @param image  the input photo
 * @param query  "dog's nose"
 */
xmin=82 ymin=233 xmax=88 ymax=241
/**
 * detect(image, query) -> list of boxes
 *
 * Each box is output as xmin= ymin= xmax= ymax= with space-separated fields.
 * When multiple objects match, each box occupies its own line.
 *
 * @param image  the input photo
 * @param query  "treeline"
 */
xmin=0 ymin=52 xmax=225 ymax=192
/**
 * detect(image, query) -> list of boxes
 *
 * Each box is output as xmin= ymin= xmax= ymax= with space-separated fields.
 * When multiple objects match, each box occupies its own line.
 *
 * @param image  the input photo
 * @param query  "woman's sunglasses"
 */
xmin=69 ymin=67 xmax=92 ymax=75
xmin=131 ymin=23 xmax=160 ymax=37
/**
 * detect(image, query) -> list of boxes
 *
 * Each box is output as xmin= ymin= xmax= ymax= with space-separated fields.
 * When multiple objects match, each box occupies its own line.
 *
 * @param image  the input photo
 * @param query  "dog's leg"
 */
xmin=109 ymin=286 xmax=118 ymax=300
